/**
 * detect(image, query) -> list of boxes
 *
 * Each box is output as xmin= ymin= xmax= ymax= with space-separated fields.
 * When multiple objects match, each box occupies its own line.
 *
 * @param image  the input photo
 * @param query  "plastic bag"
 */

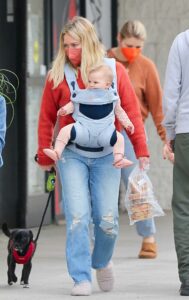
xmin=125 ymin=165 xmax=164 ymax=225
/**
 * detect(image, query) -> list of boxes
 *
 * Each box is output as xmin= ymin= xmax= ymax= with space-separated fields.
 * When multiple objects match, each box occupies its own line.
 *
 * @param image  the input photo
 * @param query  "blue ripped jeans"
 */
xmin=121 ymin=130 xmax=156 ymax=238
xmin=57 ymin=148 xmax=120 ymax=284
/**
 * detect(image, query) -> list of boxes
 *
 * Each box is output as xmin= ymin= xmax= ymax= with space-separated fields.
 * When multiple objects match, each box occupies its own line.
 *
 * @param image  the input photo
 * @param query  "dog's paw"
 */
xmin=8 ymin=281 xmax=13 ymax=286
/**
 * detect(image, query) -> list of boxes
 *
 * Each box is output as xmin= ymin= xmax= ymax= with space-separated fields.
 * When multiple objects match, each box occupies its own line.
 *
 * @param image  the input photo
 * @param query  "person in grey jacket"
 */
xmin=162 ymin=29 xmax=189 ymax=296
xmin=0 ymin=95 xmax=6 ymax=167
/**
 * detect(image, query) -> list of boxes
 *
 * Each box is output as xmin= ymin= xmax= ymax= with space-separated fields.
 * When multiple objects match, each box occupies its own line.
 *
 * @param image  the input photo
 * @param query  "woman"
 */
xmin=107 ymin=20 xmax=166 ymax=259
xmin=36 ymin=17 xmax=149 ymax=296
xmin=0 ymin=95 xmax=6 ymax=167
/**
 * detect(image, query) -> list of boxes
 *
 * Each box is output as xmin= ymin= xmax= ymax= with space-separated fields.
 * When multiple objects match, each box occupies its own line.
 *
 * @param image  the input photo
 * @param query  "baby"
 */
xmin=43 ymin=64 xmax=134 ymax=168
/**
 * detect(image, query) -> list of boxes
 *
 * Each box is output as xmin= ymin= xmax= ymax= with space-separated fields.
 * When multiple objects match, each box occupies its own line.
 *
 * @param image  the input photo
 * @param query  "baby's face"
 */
xmin=88 ymin=72 xmax=110 ymax=89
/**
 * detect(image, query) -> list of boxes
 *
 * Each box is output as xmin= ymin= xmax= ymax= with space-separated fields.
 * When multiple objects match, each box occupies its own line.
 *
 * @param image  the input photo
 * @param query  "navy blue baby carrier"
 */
xmin=65 ymin=58 xmax=119 ymax=158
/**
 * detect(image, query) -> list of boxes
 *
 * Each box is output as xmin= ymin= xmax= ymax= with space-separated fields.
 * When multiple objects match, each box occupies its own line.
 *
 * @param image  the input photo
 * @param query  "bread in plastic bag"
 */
xmin=125 ymin=165 xmax=164 ymax=225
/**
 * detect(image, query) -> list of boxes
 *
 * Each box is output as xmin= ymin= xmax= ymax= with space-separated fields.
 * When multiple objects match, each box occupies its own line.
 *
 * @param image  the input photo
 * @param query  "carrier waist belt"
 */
xmin=76 ymin=144 xmax=104 ymax=152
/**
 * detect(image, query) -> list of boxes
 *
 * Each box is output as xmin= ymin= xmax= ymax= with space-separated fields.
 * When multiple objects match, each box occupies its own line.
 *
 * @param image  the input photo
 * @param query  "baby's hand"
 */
xmin=57 ymin=107 xmax=67 ymax=116
xmin=57 ymin=102 xmax=74 ymax=117
xmin=126 ymin=123 xmax=134 ymax=135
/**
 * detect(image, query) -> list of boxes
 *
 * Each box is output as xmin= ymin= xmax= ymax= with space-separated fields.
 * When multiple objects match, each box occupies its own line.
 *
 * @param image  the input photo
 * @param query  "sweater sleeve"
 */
xmin=162 ymin=36 xmax=181 ymax=140
xmin=115 ymin=62 xmax=149 ymax=158
xmin=37 ymin=78 xmax=59 ymax=165
xmin=145 ymin=59 xmax=166 ymax=142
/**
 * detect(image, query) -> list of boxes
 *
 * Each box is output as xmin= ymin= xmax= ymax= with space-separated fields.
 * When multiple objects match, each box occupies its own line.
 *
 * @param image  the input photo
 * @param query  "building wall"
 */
xmin=118 ymin=0 xmax=189 ymax=209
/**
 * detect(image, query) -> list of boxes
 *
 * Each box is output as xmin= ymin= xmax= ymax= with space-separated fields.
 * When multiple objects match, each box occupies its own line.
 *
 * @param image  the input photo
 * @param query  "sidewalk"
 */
xmin=0 ymin=211 xmax=181 ymax=299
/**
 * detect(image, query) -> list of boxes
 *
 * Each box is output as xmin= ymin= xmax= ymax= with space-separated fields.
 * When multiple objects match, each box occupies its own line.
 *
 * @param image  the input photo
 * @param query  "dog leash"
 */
xmin=34 ymin=168 xmax=56 ymax=243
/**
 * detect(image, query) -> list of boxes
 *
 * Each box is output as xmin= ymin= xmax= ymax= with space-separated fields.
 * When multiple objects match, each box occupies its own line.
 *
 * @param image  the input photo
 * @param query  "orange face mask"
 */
xmin=121 ymin=47 xmax=141 ymax=63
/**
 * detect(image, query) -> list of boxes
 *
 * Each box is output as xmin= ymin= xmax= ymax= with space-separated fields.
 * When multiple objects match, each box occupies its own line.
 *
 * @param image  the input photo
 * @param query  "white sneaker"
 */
xmin=96 ymin=261 xmax=114 ymax=292
xmin=71 ymin=281 xmax=92 ymax=296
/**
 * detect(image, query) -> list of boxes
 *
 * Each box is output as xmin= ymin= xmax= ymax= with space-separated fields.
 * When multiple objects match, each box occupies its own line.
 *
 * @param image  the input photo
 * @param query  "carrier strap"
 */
xmin=103 ymin=57 xmax=117 ymax=90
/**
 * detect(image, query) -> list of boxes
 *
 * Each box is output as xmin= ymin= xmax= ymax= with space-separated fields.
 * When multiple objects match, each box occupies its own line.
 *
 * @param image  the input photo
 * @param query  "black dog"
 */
xmin=2 ymin=223 xmax=36 ymax=288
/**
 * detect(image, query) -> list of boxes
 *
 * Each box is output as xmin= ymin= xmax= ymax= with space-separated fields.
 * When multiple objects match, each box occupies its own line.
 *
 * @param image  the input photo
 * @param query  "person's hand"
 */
xmin=34 ymin=154 xmax=55 ymax=171
xmin=57 ymin=107 xmax=67 ymax=116
xmin=138 ymin=157 xmax=150 ymax=170
xmin=126 ymin=123 xmax=135 ymax=135
xmin=163 ymin=141 xmax=175 ymax=164
xmin=57 ymin=102 xmax=74 ymax=116
xmin=39 ymin=164 xmax=55 ymax=171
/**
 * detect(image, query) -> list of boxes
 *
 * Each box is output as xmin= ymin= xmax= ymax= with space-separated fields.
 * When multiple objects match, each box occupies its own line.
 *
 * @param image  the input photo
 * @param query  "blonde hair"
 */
xmin=88 ymin=64 xmax=113 ymax=83
xmin=120 ymin=20 xmax=147 ymax=41
xmin=49 ymin=16 xmax=105 ymax=88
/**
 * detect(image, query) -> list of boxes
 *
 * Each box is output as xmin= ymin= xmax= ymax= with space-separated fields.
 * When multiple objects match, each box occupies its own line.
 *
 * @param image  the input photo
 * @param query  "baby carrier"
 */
xmin=65 ymin=58 xmax=119 ymax=158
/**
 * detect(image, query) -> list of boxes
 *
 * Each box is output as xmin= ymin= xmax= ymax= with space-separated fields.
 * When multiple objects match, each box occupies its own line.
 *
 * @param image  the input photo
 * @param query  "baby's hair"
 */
xmin=88 ymin=64 xmax=114 ymax=83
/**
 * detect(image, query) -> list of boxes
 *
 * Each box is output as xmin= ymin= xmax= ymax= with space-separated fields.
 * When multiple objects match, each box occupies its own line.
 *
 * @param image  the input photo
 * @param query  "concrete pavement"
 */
xmin=0 ymin=211 xmax=182 ymax=299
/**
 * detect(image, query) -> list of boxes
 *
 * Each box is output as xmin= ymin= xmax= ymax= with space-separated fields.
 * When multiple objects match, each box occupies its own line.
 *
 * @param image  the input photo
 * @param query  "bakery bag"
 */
xmin=125 ymin=165 xmax=164 ymax=225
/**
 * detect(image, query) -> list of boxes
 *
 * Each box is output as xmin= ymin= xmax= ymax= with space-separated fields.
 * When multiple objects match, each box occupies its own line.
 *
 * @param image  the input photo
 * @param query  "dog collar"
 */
xmin=13 ymin=241 xmax=36 ymax=264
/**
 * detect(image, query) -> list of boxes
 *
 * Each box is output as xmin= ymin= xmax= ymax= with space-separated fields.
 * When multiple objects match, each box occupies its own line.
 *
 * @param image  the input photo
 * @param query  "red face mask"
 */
xmin=121 ymin=47 xmax=141 ymax=63
xmin=65 ymin=48 xmax=82 ymax=67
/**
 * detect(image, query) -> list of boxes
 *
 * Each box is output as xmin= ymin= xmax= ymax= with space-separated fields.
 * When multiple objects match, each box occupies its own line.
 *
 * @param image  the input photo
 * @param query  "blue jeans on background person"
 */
xmin=121 ymin=130 xmax=156 ymax=238
xmin=57 ymin=148 xmax=121 ymax=284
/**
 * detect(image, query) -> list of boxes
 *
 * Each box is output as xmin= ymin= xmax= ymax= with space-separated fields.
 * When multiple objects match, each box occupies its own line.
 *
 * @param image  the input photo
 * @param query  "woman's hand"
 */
xmin=39 ymin=164 xmax=55 ymax=171
xmin=138 ymin=157 xmax=150 ymax=170
xmin=34 ymin=154 xmax=55 ymax=171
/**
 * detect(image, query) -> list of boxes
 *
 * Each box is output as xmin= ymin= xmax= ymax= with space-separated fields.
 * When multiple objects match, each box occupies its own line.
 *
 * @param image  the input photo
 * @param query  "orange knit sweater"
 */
xmin=107 ymin=49 xmax=166 ymax=142
xmin=37 ymin=61 xmax=149 ymax=165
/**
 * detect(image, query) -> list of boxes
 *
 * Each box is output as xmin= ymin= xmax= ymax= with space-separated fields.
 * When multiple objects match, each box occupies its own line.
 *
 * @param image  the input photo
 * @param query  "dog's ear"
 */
xmin=2 ymin=223 xmax=11 ymax=237
xmin=29 ymin=230 xmax=33 ymax=241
